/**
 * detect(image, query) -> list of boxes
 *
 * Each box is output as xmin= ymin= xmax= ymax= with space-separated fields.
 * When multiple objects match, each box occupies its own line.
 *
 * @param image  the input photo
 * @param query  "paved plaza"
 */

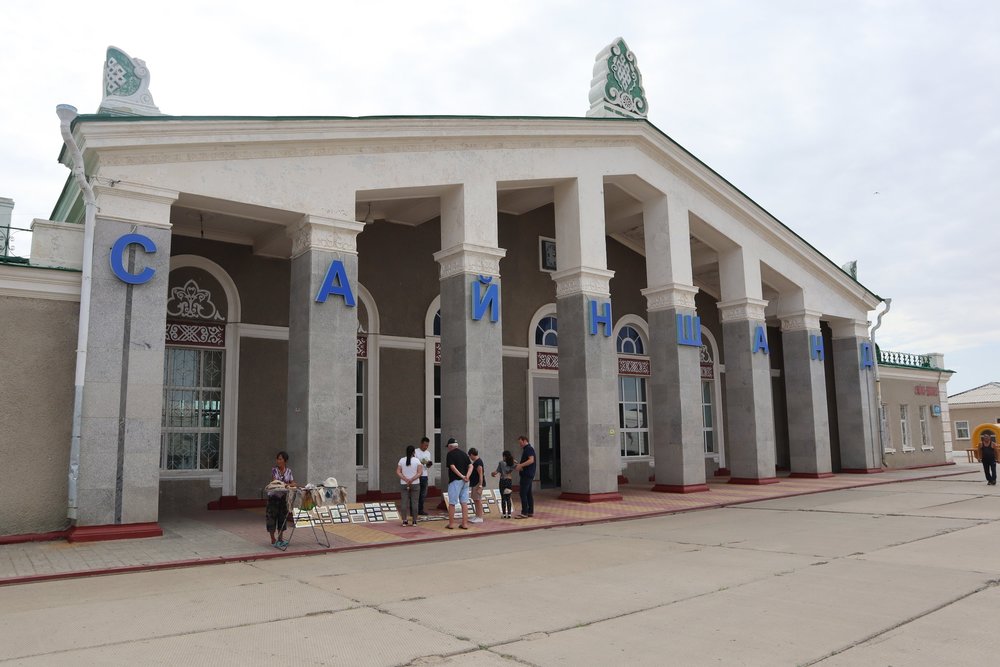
xmin=2 ymin=463 xmax=997 ymax=665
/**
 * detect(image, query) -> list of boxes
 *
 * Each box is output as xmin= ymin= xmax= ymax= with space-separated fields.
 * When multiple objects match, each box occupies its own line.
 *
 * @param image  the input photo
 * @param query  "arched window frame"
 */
xmin=354 ymin=283 xmax=380 ymax=489
xmin=613 ymin=316 xmax=651 ymax=460
xmin=700 ymin=326 xmax=726 ymax=467
xmin=163 ymin=255 xmax=241 ymax=493
xmin=528 ymin=304 xmax=559 ymax=373
xmin=424 ymin=296 xmax=442 ymax=483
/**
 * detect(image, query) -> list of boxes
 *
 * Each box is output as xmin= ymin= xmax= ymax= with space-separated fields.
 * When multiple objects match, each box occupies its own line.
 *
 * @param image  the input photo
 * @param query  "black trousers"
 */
xmin=417 ymin=476 xmax=429 ymax=514
xmin=499 ymin=478 xmax=513 ymax=515
xmin=983 ymin=456 xmax=997 ymax=484
xmin=519 ymin=475 xmax=534 ymax=515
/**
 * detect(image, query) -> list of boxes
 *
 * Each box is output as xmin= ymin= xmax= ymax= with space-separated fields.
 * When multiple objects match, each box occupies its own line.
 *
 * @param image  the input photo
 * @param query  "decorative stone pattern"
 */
xmin=289 ymin=218 xmax=364 ymax=258
xmin=165 ymin=322 xmax=225 ymax=348
xmin=718 ymin=298 xmax=768 ymax=323
xmin=642 ymin=284 xmax=698 ymax=312
xmin=166 ymin=279 xmax=225 ymax=321
xmin=434 ymin=341 xmax=441 ymax=364
xmin=98 ymin=46 xmax=162 ymax=116
xmin=357 ymin=335 xmax=368 ymax=359
xmin=618 ymin=357 xmax=650 ymax=376
xmin=552 ymin=267 xmax=614 ymax=298
xmin=780 ymin=311 xmax=822 ymax=332
xmin=537 ymin=351 xmax=559 ymax=370
xmin=587 ymin=38 xmax=648 ymax=119
xmin=433 ymin=244 xmax=506 ymax=280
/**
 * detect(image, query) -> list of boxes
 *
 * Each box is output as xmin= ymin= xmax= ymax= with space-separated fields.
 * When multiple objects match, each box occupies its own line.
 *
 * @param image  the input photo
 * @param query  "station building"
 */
xmin=0 ymin=41 xmax=954 ymax=540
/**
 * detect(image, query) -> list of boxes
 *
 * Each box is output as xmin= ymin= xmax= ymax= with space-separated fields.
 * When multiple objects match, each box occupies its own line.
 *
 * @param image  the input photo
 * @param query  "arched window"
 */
xmin=535 ymin=316 xmax=558 ymax=347
xmin=616 ymin=325 xmax=645 ymax=355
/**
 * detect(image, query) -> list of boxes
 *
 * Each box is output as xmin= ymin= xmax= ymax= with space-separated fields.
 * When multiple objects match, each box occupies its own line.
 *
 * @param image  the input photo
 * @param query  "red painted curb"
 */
xmin=788 ymin=472 xmax=836 ymax=479
xmin=841 ymin=468 xmax=886 ymax=474
xmin=0 ymin=530 xmax=71 ymax=546
xmin=651 ymin=484 xmax=711 ymax=494
xmin=558 ymin=492 xmax=624 ymax=503
xmin=728 ymin=477 xmax=780 ymax=485
xmin=68 ymin=523 xmax=163 ymax=543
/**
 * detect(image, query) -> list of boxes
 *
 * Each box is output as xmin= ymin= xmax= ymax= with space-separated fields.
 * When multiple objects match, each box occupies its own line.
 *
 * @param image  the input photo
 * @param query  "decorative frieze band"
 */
xmin=717 ymin=297 xmax=768 ymax=323
xmin=165 ymin=321 xmax=225 ymax=348
xmin=536 ymin=351 xmax=559 ymax=370
xmin=289 ymin=215 xmax=365 ymax=259
xmin=618 ymin=357 xmax=650 ymax=376
xmin=552 ymin=267 xmax=614 ymax=298
xmin=641 ymin=283 xmax=698 ymax=312
xmin=779 ymin=310 xmax=822 ymax=333
xmin=433 ymin=243 xmax=507 ymax=280
xmin=829 ymin=319 xmax=870 ymax=339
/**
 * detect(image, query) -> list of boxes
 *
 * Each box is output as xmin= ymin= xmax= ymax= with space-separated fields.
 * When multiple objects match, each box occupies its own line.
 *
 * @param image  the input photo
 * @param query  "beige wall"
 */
xmin=950 ymin=406 xmax=1000 ymax=452
xmin=0 ymin=294 xmax=77 ymax=536
xmin=878 ymin=373 xmax=949 ymax=468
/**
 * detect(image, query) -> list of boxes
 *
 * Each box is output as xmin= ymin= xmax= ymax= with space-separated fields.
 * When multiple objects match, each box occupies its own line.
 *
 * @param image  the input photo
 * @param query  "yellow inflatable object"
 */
xmin=971 ymin=423 xmax=998 ymax=461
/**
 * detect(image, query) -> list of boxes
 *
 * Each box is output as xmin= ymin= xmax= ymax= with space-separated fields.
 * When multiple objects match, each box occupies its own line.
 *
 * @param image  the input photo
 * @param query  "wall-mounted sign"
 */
xmin=110 ymin=233 xmax=157 ymax=285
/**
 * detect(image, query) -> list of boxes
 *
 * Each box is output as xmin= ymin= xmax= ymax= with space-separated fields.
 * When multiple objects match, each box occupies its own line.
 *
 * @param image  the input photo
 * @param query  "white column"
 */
xmin=642 ymin=193 xmax=707 ymax=493
xmin=286 ymin=214 xmax=364 ymax=500
xmin=552 ymin=175 xmax=621 ymax=501
xmin=76 ymin=184 xmax=177 ymax=531
xmin=718 ymin=247 xmax=777 ymax=484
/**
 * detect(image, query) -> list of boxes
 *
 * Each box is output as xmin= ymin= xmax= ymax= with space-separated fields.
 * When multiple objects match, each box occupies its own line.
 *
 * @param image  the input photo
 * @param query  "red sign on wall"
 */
xmin=914 ymin=385 xmax=939 ymax=397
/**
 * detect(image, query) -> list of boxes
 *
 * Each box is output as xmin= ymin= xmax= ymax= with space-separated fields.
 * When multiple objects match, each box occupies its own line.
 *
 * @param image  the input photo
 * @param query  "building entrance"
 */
xmin=538 ymin=397 xmax=561 ymax=488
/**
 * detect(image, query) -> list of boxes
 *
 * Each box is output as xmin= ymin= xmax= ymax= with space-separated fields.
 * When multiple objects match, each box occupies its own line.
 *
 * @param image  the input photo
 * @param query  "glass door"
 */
xmin=538 ymin=397 xmax=561 ymax=488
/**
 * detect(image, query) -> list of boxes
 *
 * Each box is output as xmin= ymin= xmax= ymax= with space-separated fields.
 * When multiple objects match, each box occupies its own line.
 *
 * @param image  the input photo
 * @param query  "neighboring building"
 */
xmin=0 ymin=41 xmax=953 ymax=540
xmin=875 ymin=350 xmax=954 ymax=468
xmin=948 ymin=382 xmax=1000 ymax=458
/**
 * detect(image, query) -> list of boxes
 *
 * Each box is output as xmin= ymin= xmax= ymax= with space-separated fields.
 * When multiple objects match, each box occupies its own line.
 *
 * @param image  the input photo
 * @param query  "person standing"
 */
xmin=468 ymin=448 xmax=486 ymax=523
xmin=491 ymin=450 xmax=516 ymax=518
xmin=445 ymin=438 xmax=472 ymax=529
xmin=514 ymin=435 xmax=536 ymax=519
xmin=266 ymin=451 xmax=296 ymax=547
xmin=416 ymin=436 xmax=433 ymax=516
xmin=980 ymin=430 xmax=997 ymax=486
xmin=397 ymin=445 xmax=424 ymax=526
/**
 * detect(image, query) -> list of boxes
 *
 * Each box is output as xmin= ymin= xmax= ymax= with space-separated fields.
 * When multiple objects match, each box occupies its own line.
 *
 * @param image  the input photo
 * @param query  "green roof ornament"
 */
xmin=98 ymin=46 xmax=162 ymax=116
xmin=587 ymin=38 xmax=648 ymax=119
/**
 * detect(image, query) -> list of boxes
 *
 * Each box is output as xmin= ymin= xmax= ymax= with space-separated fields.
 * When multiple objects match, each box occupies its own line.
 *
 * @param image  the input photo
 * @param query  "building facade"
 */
xmin=0 ymin=42 xmax=952 ymax=539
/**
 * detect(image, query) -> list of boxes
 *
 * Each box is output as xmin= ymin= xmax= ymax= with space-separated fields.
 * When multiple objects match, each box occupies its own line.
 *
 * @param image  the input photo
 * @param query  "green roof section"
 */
xmin=55 ymin=113 xmax=881 ymax=301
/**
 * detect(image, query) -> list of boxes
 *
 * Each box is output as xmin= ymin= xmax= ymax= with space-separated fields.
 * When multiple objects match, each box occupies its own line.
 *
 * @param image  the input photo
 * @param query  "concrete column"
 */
xmin=552 ymin=176 xmax=621 ymax=502
xmin=433 ymin=182 xmax=506 ymax=472
xmin=831 ymin=320 xmax=881 ymax=473
xmin=641 ymin=194 xmax=707 ymax=493
xmin=286 ymin=215 xmax=365 ymax=499
xmin=76 ymin=184 xmax=178 ymax=533
xmin=780 ymin=310 xmax=833 ymax=477
xmin=718 ymin=247 xmax=777 ymax=484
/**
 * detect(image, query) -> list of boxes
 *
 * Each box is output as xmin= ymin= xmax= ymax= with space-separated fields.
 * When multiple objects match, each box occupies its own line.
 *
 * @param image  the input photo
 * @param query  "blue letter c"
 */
xmin=110 ymin=233 xmax=157 ymax=285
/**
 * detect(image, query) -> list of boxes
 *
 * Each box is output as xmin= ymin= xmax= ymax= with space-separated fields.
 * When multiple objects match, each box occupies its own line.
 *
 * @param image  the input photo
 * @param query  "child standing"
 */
xmin=468 ymin=448 xmax=486 ymax=523
xmin=491 ymin=450 xmax=516 ymax=518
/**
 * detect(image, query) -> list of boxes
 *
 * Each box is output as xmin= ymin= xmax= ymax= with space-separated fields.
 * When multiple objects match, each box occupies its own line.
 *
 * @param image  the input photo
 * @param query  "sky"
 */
xmin=1 ymin=0 xmax=997 ymax=394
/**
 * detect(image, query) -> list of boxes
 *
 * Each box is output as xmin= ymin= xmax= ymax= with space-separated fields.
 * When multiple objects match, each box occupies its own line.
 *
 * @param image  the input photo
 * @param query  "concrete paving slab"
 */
xmin=432 ymin=649 xmax=525 ymax=665
xmin=859 ymin=520 xmax=1000 ymax=575
xmin=569 ymin=506 xmax=976 ymax=558
xmin=815 ymin=584 xmax=999 ymax=666
xmin=13 ymin=606 xmax=475 ymax=666
xmin=785 ymin=491 xmax=982 ymax=515
xmin=380 ymin=544 xmax=818 ymax=645
xmin=1 ymin=576 xmax=357 ymax=661
xmin=741 ymin=488 xmax=898 ymax=511
xmin=495 ymin=558 xmax=989 ymax=666
xmin=2 ymin=561 xmax=276 ymax=612
xmin=894 ymin=494 xmax=1000 ymax=520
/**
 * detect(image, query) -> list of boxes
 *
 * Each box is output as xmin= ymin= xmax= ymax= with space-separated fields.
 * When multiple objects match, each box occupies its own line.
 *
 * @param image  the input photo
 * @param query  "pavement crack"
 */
xmin=802 ymin=580 xmax=1000 ymax=665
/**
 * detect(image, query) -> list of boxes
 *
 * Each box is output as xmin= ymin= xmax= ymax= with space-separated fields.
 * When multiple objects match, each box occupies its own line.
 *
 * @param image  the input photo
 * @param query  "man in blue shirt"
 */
xmin=514 ymin=435 xmax=536 ymax=518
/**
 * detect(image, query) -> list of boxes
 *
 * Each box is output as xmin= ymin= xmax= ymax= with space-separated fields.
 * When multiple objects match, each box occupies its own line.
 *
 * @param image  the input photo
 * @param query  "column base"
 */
xmin=728 ymin=477 xmax=780 ymax=485
xmin=207 ymin=495 xmax=265 ymax=510
xmin=68 ymin=522 xmax=163 ymax=543
xmin=714 ymin=468 xmax=731 ymax=477
xmin=651 ymin=484 xmax=710 ymax=494
xmin=840 ymin=468 xmax=885 ymax=474
xmin=788 ymin=472 xmax=836 ymax=479
xmin=617 ymin=475 xmax=629 ymax=485
xmin=558 ymin=491 xmax=623 ymax=503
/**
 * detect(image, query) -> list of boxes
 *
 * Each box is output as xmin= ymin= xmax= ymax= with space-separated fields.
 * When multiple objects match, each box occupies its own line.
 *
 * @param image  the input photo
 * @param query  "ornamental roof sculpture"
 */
xmin=587 ymin=38 xmax=648 ymax=119
xmin=98 ymin=46 xmax=162 ymax=116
